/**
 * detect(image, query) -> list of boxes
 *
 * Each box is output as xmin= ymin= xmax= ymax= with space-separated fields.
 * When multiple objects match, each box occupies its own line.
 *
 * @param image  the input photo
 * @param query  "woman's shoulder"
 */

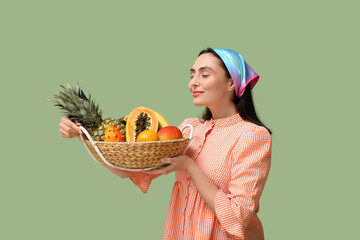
xmin=241 ymin=121 xmax=272 ymax=141
xmin=231 ymin=122 xmax=272 ymax=157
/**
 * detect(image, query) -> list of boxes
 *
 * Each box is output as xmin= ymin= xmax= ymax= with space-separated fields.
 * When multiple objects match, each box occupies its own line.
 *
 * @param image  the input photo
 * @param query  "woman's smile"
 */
xmin=192 ymin=90 xmax=204 ymax=97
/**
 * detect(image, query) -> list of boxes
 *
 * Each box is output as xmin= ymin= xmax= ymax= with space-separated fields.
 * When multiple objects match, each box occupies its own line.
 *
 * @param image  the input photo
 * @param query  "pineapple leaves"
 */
xmin=50 ymin=82 xmax=103 ymax=129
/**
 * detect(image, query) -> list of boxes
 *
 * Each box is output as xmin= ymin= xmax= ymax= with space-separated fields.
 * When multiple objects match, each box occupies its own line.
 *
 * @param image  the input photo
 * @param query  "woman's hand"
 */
xmin=145 ymin=154 xmax=194 ymax=175
xmin=59 ymin=116 xmax=82 ymax=141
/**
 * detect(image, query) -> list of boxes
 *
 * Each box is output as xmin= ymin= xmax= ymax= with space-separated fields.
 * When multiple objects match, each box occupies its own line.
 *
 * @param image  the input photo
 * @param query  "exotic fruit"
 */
xmin=92 ymin=117 xmax=126 ymax=141
xmin=126 ymin=107 xmax=159 ymax=142
xmin=157 ymin=126 xmax=183 ymax=141
xmin=104 ymin=125 xmax=125 ymax=142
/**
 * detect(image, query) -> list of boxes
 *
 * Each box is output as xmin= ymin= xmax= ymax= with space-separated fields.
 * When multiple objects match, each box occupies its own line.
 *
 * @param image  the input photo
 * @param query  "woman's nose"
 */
xmin=189 ymin=74 xmax=199 ymax=88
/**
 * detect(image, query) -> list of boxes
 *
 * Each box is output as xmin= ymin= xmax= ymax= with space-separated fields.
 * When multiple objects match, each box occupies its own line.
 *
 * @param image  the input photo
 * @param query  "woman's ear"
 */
xmin=227 ymin=78 xmax=235 ymax=92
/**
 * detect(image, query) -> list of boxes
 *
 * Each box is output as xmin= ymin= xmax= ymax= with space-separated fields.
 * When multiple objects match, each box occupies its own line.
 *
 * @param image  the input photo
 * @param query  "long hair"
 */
xmin=198 ymin=48 xmax=272 ymax=135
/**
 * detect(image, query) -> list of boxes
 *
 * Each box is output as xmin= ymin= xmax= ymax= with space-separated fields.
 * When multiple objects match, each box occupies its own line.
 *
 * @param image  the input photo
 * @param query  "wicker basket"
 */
xmin=79 ymin=124 xmax=193 ymax=171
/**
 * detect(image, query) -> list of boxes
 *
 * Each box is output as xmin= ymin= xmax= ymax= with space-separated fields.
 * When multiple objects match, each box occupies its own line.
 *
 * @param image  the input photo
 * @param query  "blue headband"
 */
xmin=213 ymin=48 xmax=259 ymax=97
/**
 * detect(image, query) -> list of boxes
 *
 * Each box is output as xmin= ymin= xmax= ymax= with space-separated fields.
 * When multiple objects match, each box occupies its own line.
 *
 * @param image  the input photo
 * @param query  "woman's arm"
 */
xmin=213 ymin=126 xmax=272 ymax=238
xmin=104 ymin=165 xmax=131 ymax=178
xmin=186 ymin=159 xmax=219 ymax=217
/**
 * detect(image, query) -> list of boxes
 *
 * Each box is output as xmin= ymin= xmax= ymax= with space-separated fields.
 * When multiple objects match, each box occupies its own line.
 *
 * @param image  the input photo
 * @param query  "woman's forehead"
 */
xmin=191 ymin=53 xmax=221 ymax=71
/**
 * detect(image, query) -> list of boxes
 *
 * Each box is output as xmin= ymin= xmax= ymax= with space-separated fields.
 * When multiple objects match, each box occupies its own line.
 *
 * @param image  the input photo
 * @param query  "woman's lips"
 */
xmin=192 ymin=91 xmax=204 ymax=97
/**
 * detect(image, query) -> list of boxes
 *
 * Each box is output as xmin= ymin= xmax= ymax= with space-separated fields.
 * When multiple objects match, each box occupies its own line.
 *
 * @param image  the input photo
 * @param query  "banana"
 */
xmin=152 ymin=109 xmax=170 ymax=130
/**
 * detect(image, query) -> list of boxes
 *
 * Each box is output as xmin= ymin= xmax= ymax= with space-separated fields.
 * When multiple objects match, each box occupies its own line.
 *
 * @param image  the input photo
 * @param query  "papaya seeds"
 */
xmin=135 ymin=112 xmax=151 ymax=138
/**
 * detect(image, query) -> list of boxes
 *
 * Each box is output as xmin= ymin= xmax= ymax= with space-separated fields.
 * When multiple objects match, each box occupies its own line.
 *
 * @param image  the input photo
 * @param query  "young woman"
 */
xmin=59 ymin=48 xmax=272 ymax=240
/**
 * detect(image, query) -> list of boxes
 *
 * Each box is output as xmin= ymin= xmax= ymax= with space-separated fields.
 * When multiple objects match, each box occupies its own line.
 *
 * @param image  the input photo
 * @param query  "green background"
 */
xmin=1 ymin=0 xmax=359 ymax=239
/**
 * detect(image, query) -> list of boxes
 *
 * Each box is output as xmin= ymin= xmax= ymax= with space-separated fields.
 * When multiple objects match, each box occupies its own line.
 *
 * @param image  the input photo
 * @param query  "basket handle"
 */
xmin=180 ymin=124 xmax=193 ymax=154
xmin=79 ymin=126 xmax=122 ymax=169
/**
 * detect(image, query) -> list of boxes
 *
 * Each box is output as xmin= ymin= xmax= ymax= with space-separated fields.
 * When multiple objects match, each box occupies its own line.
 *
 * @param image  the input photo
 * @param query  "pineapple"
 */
xmin=49 ymin=82 xmax=126 ymax=141
xmin=92 ymin=118 xmax=126 ymax=141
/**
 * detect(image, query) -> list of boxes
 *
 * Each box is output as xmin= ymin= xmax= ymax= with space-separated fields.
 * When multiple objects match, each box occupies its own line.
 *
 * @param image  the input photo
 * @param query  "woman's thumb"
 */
xmin=75 ymin=122 xmax=82 ymax=134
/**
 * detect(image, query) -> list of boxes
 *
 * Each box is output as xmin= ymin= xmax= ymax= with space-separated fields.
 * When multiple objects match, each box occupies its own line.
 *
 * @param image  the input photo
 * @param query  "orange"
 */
xmin=136 ymin=130 xmax=159 ymax=142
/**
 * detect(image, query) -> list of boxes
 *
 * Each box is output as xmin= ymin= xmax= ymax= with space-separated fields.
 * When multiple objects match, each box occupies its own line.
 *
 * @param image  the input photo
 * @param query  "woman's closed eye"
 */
xmin=189 ymin=74 xmax=209 ymax=79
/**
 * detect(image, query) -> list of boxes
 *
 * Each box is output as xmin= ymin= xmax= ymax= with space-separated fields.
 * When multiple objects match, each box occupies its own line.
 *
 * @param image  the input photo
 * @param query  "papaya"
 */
xmin=124 ymin=108 xmax=170 ymax=132
xmin=126 ymin=107 xmax=158 ymax=142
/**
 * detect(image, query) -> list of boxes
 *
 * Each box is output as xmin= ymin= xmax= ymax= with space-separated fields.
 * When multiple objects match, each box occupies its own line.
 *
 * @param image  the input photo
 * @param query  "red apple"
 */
xmin=157 ymin=126 xmax=183 ymax=141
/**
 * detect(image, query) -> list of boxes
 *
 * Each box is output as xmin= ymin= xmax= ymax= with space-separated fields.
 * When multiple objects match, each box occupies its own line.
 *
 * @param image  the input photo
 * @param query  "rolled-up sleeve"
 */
xmin=129 ymin=171 xmax=161 ymax=194
xmin=214 ymin=125 xmax=272 ymax=239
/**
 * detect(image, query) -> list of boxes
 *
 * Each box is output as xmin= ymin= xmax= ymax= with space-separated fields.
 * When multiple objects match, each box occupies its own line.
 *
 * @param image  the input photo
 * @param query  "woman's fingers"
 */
xmin=59 ymin=122 xmax=78 ymax=135
xmin=60 ymin=116 xmax=82 ymax=135
xmin=62 ymin=116 xmax=82 ymax=133
xmin=59 ymin=116 xmax=83 ymax=139
xmin=67 ymin=118 xmax=82 ymax=134
xmin=60 ymin=128 xmax=79 ymax=138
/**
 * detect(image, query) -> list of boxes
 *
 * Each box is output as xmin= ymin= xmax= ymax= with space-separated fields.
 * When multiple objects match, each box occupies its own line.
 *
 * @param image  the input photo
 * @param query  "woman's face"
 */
xmin=189 ymin=53 xmax=234 ymax=107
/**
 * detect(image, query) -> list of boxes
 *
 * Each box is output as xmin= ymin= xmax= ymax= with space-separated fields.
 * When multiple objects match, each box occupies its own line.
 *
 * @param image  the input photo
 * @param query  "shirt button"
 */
xmin=199 ymin=145 xmax=202 ymax=148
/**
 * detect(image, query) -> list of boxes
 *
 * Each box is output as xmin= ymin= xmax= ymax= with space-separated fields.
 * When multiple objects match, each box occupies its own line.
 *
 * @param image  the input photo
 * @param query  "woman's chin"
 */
xmin=193 ymin=99 xmax=206 ymax=106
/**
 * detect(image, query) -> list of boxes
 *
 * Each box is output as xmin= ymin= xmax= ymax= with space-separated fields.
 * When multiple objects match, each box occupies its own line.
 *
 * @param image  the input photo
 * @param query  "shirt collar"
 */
xmin=209 ymin=113 xmax=244 ymax=127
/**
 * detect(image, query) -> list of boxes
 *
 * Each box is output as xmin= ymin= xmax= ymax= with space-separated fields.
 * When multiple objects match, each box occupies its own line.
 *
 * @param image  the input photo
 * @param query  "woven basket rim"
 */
xmin=84 ymin=137 xmax=190 ymax=145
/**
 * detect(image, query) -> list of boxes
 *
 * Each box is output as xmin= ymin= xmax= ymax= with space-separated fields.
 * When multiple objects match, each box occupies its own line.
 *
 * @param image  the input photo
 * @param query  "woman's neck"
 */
xmin=208 ymin=102 xmax=238 ymax=120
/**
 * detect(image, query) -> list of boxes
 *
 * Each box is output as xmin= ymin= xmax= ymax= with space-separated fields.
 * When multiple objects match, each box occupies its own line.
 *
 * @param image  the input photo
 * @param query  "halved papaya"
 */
xmin=126 ymin=107 xmax=159 ymax=142
xmin=124 ymin=108 xmax=170 ymax=131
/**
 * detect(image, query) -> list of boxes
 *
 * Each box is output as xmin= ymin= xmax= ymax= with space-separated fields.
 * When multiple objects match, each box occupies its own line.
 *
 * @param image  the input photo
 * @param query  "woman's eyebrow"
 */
xmin=190 ymin=66 xmax=214 ymax=72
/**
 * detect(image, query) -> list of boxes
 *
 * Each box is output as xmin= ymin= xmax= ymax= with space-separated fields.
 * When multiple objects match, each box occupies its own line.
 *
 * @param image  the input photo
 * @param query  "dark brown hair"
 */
xmin=198 ymin=48 xmax=272 ymax=135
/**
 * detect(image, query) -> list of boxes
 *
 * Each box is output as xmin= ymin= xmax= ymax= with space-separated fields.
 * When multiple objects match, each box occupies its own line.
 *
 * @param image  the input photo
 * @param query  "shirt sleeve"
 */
xmin=128 ymin=171 xmax=161 ymax=194
xmin=128 ymin=118 xmax=195 ymax=194
xmin=214 ymin=125 xmax=272 ymax=239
